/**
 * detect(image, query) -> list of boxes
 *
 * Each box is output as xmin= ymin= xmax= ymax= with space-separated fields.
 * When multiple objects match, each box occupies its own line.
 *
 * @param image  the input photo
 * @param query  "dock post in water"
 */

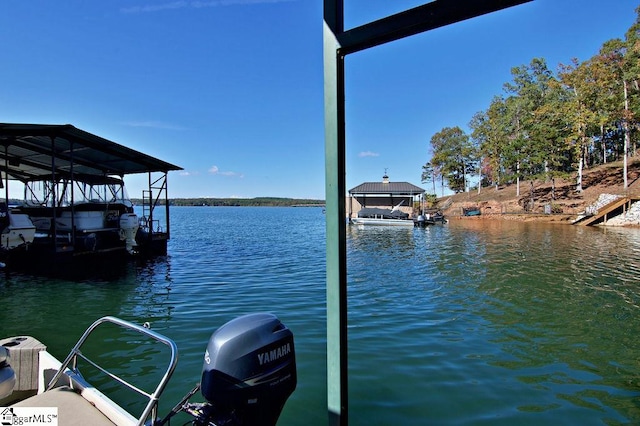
xmin=323 ymin=1 xmax=533 ymax=424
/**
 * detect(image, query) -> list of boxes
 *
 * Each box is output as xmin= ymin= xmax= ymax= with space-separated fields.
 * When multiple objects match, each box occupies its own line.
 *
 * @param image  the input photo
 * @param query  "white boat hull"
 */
xmin=1 ymin=213 xmax=36 ymax=250
xmin=351 ymin=217 xmax=415 ymax=227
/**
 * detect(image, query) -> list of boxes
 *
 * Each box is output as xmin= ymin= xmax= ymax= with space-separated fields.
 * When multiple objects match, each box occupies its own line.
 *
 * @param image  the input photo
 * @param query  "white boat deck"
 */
xmin=13 ymin=386 xmax=117 ymax=426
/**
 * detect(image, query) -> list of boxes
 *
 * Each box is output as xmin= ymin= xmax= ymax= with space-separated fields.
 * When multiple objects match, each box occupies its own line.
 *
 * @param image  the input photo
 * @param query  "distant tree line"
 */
xmin=132 ymin=197 xmax=325 ymax=207
xmin=423 ymin=7 xmax=640 ymax=197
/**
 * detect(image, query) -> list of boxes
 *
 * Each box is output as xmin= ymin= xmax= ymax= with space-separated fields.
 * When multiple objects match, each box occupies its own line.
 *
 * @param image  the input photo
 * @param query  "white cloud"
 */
xmin=121 ymin=0 xmax=295 ymax=13
xmin=358 ymin=151 xmax=380 ymax=157
xmin=121 ymin=120 xmax=185 ymax=130
xmin=208 ymin=165 xmax=244 ymax=178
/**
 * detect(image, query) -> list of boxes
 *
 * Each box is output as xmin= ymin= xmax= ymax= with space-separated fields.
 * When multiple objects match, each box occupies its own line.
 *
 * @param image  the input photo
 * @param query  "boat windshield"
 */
xmin=22 ymin=177 xmax=131 ymax=207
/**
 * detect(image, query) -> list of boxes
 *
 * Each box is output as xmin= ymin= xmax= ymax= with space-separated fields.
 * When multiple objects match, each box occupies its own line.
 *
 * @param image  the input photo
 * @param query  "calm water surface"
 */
xmin=2 ymin=207 xmax=640 ymax=425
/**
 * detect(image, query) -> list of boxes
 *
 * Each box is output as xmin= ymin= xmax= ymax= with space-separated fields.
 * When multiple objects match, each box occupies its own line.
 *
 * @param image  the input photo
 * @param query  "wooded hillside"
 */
xmin=440 ymin=158 xmax=640 ymax=220
xmin=423 ymin=7 xmax=640 ymax=199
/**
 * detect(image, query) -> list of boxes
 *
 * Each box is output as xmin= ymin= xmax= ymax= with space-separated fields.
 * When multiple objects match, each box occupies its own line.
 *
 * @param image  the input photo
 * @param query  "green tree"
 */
xmin=556 ymin=58 xmax=601 ymax=191
xmin=598 ymin=4 xmax=640 ymax=189
xmin=600 ymin=38 xmax=634 ymax=188
xmin=421 ymin=161 xmax=439 ymax=196
xmin=588 ymin=49 xmax=624 ymax=164
xmin=503 ymin=58 xmax=558 ymax=196
xmin=430 ymin=126 xmax=478 ymax=193
xmin=470 ymin=96 xmax=511 ymax=190
xmin=422 ymin=6 xmax=640 ymax=197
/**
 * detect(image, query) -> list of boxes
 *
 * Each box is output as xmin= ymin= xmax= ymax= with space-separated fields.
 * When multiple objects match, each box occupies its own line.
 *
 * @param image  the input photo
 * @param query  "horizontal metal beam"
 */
xmin=338 ymin=0 xmax=532 ymax=55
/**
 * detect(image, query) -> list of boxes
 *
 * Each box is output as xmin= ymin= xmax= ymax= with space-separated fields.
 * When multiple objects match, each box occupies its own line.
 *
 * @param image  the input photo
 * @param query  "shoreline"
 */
xmin=448 ymin=213 xmax=640 ymax=227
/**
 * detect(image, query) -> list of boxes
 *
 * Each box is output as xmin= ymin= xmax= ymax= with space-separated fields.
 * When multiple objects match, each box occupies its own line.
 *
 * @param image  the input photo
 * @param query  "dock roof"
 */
xmin=0 ymin=123 xmax=182 ymax=183
xmin=349 ymin=181 xmax=424 ymax=195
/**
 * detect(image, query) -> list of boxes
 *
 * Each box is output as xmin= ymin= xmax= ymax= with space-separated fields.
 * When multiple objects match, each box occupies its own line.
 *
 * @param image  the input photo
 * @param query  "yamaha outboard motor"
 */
xmin=161 ymin=313 xmax=296 ymax=426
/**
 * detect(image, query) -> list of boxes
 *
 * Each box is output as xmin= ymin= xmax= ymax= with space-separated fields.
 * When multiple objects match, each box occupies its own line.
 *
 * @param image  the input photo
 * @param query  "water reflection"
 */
xmin=346 ymin=220 xmax=640 ymax=424
xmin=0 ymin=255 xmax=176 ymax=356
xmin=127 ymin=255 xmax=175 ymax=322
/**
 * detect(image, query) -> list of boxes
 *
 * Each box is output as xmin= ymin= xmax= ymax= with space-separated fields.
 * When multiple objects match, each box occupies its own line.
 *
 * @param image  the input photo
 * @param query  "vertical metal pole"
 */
xmin=164 ymin=172 xmax=170 ymax=238
xmin=4 ymin=145 xmax=9 ymax=203
xmin=324 ymin=1 xmax=348 ymax=424
xmin=50 ymin=136 xmax=57 ymax=247
xmin=69 ymin=141 xmax=75 ymax=243
xmin=148 ymin=171 xmax=153 ymax=236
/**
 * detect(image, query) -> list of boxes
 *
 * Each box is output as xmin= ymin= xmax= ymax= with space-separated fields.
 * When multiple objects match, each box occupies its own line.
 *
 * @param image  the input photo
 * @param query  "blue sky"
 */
xmin=1 ymin=1 xmax=638 ymax=199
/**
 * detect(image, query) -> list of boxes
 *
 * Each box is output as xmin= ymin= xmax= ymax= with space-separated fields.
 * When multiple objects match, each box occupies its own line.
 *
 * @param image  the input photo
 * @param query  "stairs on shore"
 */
xmin=574 ymin=197 xmax=635 ymax=226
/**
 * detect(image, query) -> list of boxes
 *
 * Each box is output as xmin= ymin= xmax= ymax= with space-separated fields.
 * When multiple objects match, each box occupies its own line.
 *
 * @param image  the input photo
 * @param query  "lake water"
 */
xmin=2 ymin=207 xmax=640 ymax=425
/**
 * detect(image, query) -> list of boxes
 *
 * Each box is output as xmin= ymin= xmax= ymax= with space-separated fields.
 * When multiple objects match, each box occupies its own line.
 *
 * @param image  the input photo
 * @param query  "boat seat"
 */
xmin=12 ymin=386 xmax=116 ymax=426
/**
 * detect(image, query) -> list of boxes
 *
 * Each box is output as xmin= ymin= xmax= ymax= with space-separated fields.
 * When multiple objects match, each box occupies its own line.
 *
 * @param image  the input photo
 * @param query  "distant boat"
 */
xmin=421 ymin=210 xmax=448 ymax=225
xmin=0 ymin=202 xmax=35 ymax=256
xmin=463 ymin=207 xmax=481 ymax=216
xmin=350 ymin=201 xmax=415 ymax=227
xmin=15 ymin=175 xmax=140 ymax=256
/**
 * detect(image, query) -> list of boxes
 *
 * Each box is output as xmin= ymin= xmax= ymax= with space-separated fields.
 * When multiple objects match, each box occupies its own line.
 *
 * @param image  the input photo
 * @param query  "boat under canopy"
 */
xmin=0 ymin=123 xmax=182 ymax=266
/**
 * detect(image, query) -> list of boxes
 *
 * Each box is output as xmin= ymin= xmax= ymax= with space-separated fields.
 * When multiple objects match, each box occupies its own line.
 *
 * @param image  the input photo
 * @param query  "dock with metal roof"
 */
xmin=348 ymin=174 xmax=425 ymax=219
xmin=0 ymin=123 xmax=182 ymax=267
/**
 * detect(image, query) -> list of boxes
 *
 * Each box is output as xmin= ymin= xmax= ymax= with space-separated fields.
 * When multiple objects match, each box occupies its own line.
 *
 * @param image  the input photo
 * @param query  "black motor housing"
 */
xmin=200 ymin=313 xmax=296 ymax=425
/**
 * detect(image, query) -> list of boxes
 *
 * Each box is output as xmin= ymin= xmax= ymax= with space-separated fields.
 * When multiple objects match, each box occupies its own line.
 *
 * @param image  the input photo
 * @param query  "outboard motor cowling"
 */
xmin=119 ymin=213 xmax=139 ymax=254
xmin=200 ymin=313 xmax=296 ymax=426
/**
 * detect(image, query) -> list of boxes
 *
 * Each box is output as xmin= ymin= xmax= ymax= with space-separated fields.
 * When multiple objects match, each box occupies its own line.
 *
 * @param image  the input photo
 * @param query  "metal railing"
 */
xmin=46 ymin=316 xmax=178 ymax=426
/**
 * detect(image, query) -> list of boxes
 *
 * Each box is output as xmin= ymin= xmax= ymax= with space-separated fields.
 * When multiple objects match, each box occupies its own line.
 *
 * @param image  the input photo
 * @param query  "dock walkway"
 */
xmin=574 ymin=196 xmax=639 ymax=226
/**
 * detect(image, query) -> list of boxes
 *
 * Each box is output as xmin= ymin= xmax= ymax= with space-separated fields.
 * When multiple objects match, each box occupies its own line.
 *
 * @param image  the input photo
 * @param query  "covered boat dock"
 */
xmin=0 ymin=123 xmax=182 ymax=263
xmin=348 ymin=174 xmax=425 ymax=220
